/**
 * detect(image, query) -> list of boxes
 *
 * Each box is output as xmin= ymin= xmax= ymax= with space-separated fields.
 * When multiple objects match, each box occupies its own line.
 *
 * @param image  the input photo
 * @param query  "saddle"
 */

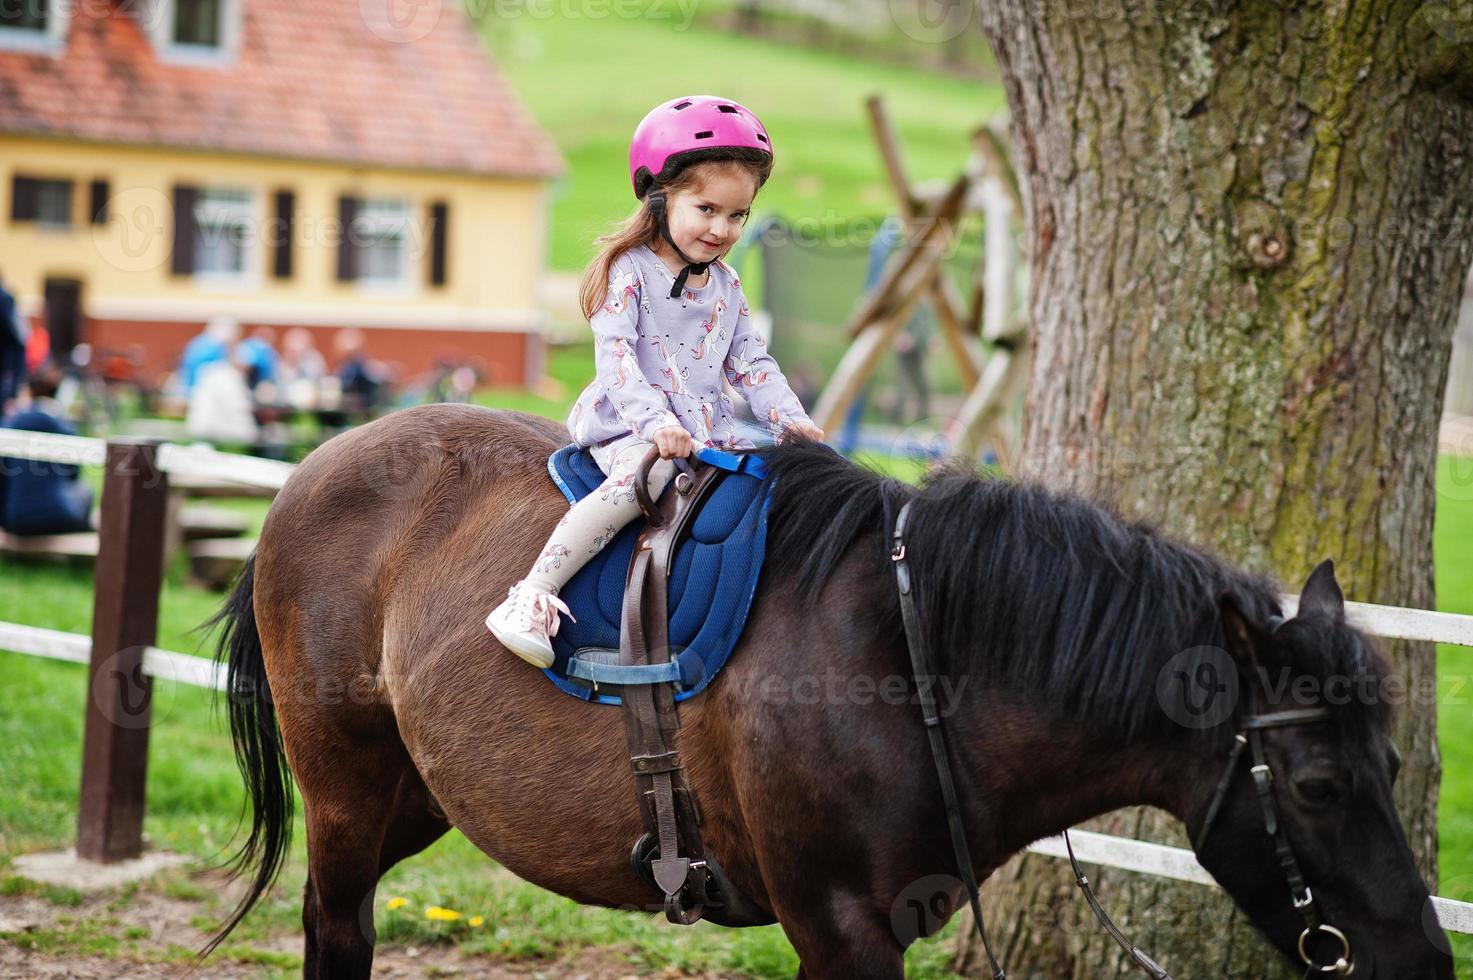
xmin=544 ymin=444 xmax=776 ymax=928
xmin=543 ymin=445 xmax=771 ymax=706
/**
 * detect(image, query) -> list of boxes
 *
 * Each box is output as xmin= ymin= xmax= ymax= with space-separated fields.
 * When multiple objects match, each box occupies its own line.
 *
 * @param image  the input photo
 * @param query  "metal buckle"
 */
xmin=1297 ymin=923 xmax=1353 ymax=974
xmin=891 ymin=543 xmax=906 ymax=562
xmin=1293 ymin=885 xmax=1314 ymax=909
xmin=675 ymin=472 xmax=694 ymax=495
xmin=1250 ymin=763 xmax=1272 ymax=784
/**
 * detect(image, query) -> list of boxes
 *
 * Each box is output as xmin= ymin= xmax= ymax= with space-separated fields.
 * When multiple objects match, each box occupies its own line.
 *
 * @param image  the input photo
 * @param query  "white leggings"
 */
xmin=523 ymin=436 xmax=677 ymax=595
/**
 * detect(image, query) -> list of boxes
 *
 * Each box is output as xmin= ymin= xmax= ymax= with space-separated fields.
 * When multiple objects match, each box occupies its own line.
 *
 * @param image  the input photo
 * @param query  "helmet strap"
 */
xmin=647 ymin=189 xmax=710 ymax=299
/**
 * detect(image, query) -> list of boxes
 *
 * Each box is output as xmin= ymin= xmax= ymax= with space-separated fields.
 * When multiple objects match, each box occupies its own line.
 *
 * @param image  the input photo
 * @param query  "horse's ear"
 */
xmin=1218 ymin=590 xmax=1271 ymax=672
xmin=1297 ymin=558 xmax=1346 ymax=622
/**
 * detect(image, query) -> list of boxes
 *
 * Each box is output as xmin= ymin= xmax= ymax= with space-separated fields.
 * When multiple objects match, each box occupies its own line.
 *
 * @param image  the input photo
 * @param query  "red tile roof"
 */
xmin=0 ymin=0 xmax=564 ymax=180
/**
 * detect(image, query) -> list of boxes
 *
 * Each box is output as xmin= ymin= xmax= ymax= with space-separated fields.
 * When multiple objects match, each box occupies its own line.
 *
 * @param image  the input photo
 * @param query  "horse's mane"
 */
xmin=755 ymin=440 xmax=1391 ymax=744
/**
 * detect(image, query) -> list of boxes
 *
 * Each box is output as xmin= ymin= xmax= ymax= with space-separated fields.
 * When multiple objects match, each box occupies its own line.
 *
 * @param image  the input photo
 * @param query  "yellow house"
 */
xmin=0 ymin=0 xmax=564 ymax=386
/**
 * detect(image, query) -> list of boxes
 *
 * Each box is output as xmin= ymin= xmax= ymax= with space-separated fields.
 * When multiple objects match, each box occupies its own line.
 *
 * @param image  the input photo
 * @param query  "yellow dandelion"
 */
xmin=468 ymin=915 xmax=484 ymax=927
xmin=385 ymin=897 xmax=408 ymax=911
xmin=425 ymin=906 xmax=461 ymax=922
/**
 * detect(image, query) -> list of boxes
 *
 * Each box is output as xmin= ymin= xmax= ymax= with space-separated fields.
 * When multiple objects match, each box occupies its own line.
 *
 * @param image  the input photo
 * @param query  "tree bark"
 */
xmin=964 ymin=2 xmax=1473 ymax=977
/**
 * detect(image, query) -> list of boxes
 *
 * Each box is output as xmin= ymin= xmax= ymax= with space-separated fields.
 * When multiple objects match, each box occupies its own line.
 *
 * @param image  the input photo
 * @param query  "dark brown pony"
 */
xmin=207 ymin=405 xmax=1451 ymax=978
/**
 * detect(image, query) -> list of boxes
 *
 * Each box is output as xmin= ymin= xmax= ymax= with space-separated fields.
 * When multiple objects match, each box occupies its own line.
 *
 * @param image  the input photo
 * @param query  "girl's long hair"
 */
xmin=579 ymin=149 xmax=773 ymax=320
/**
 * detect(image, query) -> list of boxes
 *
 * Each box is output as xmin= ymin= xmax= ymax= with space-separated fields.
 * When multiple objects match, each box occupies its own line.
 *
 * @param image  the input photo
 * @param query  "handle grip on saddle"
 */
xmin=636 ymin=445 xmax=706 ymax=526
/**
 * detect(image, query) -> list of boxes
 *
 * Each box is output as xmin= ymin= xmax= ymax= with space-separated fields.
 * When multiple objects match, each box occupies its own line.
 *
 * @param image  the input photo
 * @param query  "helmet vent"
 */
xmin=756 ymin=133 xmax=769 ymax=143
xmin=672 ymin=100 xmax=693 ymax=110
xmin=717 ymin=104 xmax=739 ymax=113
xmin=694 ymin=130 xmax=715 ymax=139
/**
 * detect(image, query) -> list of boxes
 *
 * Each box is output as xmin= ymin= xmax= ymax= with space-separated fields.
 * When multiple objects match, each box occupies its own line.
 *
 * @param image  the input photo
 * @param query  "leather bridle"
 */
xmin=889 ymin=501 xmax=1355 ymax=979
xmin=1192 ymin=678 xmax=1353 ymax=975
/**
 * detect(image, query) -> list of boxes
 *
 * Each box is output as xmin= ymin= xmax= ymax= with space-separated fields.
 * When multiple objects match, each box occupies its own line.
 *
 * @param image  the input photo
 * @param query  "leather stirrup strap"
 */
xmin=617 ymin=451 xmax=728 ymax=924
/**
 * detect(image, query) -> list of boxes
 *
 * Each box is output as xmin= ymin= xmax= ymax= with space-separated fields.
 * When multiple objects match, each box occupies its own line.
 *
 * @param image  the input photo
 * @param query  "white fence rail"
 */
xmin=1028 ymin=831 xmax=1473 ymax=935
xmin=0 ymin=429 xmax=292 ymax=490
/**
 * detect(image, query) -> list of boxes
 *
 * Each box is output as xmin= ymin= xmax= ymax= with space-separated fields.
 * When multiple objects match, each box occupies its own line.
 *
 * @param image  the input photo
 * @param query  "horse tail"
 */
xmin=201 ymin=553 xmax=295 ymax=956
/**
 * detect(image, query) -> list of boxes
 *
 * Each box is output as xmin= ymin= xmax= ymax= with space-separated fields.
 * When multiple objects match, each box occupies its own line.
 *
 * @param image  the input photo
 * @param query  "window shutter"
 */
xmin=90 ymin=180 xmax=110 ymax=225
xmin=11 ymin=176 xmax=38 ymax=221
xmin=273 ymin=189 xmax=295 ymax=279
xmin=171 ymin=185 xmax=197 ymax=276
xmin=428 ymin=201 xmax=448 ymax=287
xmin=336 ymin=196 xmax=358 ymax=282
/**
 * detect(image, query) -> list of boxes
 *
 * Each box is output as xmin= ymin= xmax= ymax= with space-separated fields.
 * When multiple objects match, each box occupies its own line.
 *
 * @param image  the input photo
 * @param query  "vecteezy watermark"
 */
xmin=1155 ymin=649 xmax=1462 ymax=728
xmin=90 ymin=645 xmax=175 ymax=729
xmin=359 ymin=0 xmax=444 ymax=44
xmin=721 ymin=665 xmax=971 ymax=716
xmin=888 ymin=0 xmax=976 ymax=44
xmin=91 ymin=186 xmax=434 ymax=274
xmin=470 ymin=0 xmax=702 ymax=29
xmin=889 ymin=873 xmax=964 ymax=944
xmin=359 ymin=0 xmax=703 ymax=41
xmin=1157 ymin=646 xmax=1240 ymax=730
xmin=91 ymin=186 xmax=174 ymax=275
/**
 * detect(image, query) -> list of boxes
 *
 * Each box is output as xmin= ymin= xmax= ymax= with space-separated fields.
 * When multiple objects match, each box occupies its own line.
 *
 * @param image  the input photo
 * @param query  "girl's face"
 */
xmin=663 ymin=169 xmax=757 ymax=261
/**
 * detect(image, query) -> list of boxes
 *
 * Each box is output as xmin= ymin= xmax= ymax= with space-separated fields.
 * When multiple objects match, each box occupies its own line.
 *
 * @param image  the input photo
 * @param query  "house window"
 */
xmin=353 ymin=199 xmax=412 ymax=285
xmin=0 ymin=0 xmax=46 ymax=31
xmin=10 ymin=175 xmax=73 ymax=227
xmin=0 ymin=0 xmax=65 ymax=53
xmin=173 ymin=0 xmax=220 ymax=47
xmin=192 ymin=187 xmax=254 ymax=276
xmin=35 ymin=178 xmax=71 ymax=226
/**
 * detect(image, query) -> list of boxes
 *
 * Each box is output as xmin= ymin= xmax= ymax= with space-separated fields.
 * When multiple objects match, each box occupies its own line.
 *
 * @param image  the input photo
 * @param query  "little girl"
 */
xmin=486 ymin=95 xmax=824 ymax=668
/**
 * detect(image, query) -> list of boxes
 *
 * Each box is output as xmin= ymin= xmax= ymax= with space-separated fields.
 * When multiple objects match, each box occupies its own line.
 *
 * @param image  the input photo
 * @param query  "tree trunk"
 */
xmin=964 ymin=3 xmax=1473 ymax=977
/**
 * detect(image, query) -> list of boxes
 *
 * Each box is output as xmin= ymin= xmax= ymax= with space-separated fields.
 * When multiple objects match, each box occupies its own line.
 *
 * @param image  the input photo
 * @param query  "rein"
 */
xmin=889 ymin=501 xmax=1354 ymax=979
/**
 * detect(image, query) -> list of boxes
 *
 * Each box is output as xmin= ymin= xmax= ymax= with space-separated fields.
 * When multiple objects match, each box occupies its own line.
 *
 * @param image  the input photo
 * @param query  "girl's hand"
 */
xmin=653 ymin=425 xmax=699 ymax=459
xmin=779 ymin=421 xmax=825 ymax=444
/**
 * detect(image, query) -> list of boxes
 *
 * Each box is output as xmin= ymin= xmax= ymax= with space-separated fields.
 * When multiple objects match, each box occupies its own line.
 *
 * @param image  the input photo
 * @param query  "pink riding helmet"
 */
xmin=628 ymin=95 xmax=773 ymax=199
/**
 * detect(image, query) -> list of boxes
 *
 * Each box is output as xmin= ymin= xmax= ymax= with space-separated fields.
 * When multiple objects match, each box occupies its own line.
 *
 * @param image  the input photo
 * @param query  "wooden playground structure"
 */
xmin=809 ymin=96 xmax=1029 ymax=466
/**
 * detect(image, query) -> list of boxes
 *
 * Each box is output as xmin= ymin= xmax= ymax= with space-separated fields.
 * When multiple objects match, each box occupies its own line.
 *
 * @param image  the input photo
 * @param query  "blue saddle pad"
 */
xmin=543 ymin=445 xmax=773 ymax=706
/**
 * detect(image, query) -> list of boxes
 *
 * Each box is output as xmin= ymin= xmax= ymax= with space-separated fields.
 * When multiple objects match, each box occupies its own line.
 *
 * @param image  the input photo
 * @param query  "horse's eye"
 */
xmin=1293 ymin=777 xmax=1341 ymax=808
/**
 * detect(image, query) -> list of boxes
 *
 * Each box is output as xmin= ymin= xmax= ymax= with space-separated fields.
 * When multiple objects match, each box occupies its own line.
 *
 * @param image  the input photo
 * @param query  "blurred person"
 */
xmin=278 ymin=327 xmax=326 ymax=384
xmin=186 ymin=345 xmax=259 ymax=444
xmin=237 ymin=325 xmax=280 ymax=389
xmin=334 ymin=328 xmax=382 ymax=413
xmin=180 ymin=315 xmax=241 ymax=392
xmin=0 ymin=364 xmax=93 ymax=535
xmin=867 ymin=215 xmax=932 ymax=425
xmin=0 ymin=270 xmax=28 ymax=416
xmin=276 ymin=328 xmax=327 ymax=410
xmin=24 ymin=319 xmax=48 ymax=373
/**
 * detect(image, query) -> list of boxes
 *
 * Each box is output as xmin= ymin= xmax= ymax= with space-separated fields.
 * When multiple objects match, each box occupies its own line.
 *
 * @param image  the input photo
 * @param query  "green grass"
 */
xmin=1436 ymin=453 xmax=1473 ymax=968
xmin=477 ymin=6 xmax=1006 ymax=271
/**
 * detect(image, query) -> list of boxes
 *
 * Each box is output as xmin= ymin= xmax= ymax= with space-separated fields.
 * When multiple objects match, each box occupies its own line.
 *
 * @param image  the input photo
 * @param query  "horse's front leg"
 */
xmin=782 ymin=896 xmax=906 ymax=980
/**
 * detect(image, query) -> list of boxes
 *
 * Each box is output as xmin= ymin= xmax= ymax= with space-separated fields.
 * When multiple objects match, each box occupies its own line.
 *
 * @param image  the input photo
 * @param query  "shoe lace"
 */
xmin=507 ymin=585 xmax=576 ymax=636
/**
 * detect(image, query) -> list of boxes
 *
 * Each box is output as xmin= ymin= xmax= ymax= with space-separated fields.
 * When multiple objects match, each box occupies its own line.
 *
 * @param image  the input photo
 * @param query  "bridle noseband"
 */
xmin=889 ymin=501 xmax=1355 ymax=979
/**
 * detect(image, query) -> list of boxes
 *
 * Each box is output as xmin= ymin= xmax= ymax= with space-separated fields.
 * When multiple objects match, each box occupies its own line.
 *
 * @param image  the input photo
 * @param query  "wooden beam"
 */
xmin=928 ymin=276 xmax=984 ymax=389
xmin=77 ymin=440 xmax=169 ymax=863
xmin=865 ymin=94 xmax=918 ymax=217
xmin=973 ymin=123 xmax=1024 ymax=217
xmin=812 ymin=282 xmax=936 ymax=433
xmin=847 ymin=173 xmax=969 ymax=338
xmin=950 ymin=345 xmax=1029 ymax=467
xmin=869 ymin=95 xmax=986 ymax=377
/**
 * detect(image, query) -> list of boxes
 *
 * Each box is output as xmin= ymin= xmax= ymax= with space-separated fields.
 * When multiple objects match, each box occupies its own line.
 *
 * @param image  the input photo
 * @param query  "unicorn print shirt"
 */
xmin=567 ymin=244 xmax=812 ymax=451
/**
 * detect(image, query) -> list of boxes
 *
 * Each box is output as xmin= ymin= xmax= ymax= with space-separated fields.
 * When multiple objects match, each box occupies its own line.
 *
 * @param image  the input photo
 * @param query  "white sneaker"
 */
xmin=485 ymin=581 xmax=576 ymax=669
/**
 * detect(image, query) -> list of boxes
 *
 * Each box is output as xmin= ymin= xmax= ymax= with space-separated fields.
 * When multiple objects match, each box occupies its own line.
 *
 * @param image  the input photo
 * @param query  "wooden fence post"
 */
xmin=77 ymin=439 xmax=169 ymax=862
